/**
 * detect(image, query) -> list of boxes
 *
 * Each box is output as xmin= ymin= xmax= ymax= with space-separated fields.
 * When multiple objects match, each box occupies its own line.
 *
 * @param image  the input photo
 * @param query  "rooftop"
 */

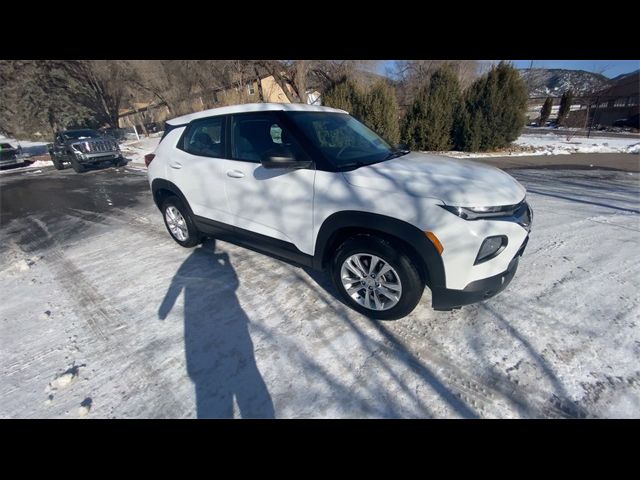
xmin=166 ymin=103 xmax=348 ymax=125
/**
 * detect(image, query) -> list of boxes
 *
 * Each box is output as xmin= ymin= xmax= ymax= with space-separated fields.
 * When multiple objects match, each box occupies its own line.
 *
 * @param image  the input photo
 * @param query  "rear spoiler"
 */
xmin=160 ymin=122 xmax=187 ymax=143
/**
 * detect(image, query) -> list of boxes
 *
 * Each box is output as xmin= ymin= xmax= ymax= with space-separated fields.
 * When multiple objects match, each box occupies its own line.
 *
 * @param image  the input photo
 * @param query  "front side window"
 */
xmin=286 ymin=112 xmax=401 ymax=170
xmin=231 ymin=113 xmax=306 ymax=163
xmin=181 ymin=116 xmax=225 ymax=157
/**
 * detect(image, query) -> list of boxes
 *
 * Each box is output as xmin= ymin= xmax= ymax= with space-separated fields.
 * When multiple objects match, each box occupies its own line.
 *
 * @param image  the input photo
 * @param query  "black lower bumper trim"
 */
xmin=431 ymin=251 xmax=521 ymax=311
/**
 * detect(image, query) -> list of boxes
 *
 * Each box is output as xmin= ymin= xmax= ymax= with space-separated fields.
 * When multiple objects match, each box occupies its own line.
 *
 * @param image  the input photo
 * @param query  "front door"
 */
xmin=224 ymin=112 xmax=316 ymax=255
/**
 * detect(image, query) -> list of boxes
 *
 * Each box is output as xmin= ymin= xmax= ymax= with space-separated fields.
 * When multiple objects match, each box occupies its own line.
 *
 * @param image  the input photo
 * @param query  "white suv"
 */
xmin=147 ymin=103 xmax=532 ymax=320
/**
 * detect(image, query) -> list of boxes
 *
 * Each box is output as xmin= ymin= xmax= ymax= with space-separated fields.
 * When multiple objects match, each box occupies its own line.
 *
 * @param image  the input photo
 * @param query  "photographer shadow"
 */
xmin=158 ymin=239 xmax=275 ymax=418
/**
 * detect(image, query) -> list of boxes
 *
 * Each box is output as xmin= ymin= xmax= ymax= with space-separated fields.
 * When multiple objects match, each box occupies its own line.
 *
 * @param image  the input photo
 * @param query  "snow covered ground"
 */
xmin=445 ymin=132 xmax=640 ymax=158
xmin=1 ymin=167 xmax=638 ymax=418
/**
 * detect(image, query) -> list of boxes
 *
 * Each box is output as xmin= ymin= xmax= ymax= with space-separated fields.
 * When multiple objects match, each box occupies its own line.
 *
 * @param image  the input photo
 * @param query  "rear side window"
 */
xmin=179 ymin=116 xmax=225 ymax=158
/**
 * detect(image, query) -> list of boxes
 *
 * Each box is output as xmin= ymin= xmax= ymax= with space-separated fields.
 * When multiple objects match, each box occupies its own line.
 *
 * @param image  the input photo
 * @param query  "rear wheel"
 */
xmin=331 ymin=235 xmax=424 ymax=320
xmin=161 ymin=196 xmax=202 ymax=248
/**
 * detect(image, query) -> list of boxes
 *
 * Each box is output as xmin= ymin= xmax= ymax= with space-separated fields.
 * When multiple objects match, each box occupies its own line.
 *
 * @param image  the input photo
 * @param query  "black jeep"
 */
xmin=48 ymin=129 xmax=126 ymax=173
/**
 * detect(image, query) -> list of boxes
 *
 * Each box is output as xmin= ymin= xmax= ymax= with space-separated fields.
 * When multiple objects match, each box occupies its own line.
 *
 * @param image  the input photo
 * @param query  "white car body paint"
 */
xmin=148 ymin=104 xmax=529 ymax=293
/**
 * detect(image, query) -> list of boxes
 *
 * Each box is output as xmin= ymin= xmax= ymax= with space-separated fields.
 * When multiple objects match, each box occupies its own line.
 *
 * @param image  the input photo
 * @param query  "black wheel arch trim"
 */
xmin=151 ymin=178 xmax=196 ymax=217
xmin=313 ymin=210 xmax=446 ymax=289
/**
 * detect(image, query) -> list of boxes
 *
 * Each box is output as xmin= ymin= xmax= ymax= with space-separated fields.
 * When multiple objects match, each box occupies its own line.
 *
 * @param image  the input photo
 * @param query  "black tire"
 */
xmin=330 ymin=235 xmax=424 ymax=320
xmin=70 ymin=157 xmax=85 ymax=173
xmin=52 ymin=157 xmax=64 ymax=170
xmin=113 ymin=156 xmax=127 ymax=168
xmin=160 ymin=196 xmax=202 ymax=248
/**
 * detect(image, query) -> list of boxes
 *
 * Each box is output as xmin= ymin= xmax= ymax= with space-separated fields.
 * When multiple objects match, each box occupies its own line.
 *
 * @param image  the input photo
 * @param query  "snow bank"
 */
xmin=515 ymin=133 xmax=640 ymax=155
xmin=443 ymin=133 xmax=640 ymax=158
xmin=0 ymin=159 xmax=53 ymax=175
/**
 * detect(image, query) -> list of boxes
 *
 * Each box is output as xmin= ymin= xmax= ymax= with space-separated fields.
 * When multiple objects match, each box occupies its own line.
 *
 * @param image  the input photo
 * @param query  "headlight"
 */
xmin=439 ymin=203 xmax=522 ymax=220
xmin=475 ymin=235 xmax=508 ymax=264
xmin=72 ymin=143 xmax=86 ymax=153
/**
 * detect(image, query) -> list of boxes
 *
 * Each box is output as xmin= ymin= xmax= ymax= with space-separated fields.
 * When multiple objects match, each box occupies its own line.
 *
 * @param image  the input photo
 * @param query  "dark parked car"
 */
xmin=0 ymin=142 xmax=23 ymax=168
xmin=48 ymin=129 xmax=126 ymax=173
xmin=613 ymin=114 xmax=640 ymax=130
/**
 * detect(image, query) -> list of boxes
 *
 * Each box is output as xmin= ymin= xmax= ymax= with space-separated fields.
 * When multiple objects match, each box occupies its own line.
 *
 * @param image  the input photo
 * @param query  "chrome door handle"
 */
xmin=169 ymin=162 xmax=182 ymax=169
xmin=226 ymin=170 xmax=245 ymax=178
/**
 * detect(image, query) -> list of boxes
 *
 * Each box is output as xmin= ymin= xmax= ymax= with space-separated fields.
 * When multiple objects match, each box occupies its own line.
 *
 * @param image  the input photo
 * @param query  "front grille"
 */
xmin=86 ymin=140 xmax=116 ymax=152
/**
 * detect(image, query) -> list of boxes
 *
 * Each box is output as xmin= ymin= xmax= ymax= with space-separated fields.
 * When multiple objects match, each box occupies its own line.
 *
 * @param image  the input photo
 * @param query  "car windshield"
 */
xmin=63 ymin=130 xmax=100 ymax=140
xmin=287 ymin=111 xmax=405 ymax=169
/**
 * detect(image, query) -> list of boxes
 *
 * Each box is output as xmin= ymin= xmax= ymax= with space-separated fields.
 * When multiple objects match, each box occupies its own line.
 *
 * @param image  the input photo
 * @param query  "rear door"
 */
xmin=164 ymin=115 xmax=236 ymax=225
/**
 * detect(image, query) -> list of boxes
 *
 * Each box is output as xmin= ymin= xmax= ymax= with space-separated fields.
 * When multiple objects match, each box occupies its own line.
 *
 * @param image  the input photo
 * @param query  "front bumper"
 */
xmin=431 ymin=235 xmax=528 ymax=310
xmin=76 ymin=152 xmax=122 ymax=164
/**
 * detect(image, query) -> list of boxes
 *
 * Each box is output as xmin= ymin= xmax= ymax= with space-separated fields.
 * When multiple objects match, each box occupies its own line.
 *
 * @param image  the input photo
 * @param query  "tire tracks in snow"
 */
xmin=18 ymin=216 xmax=191 ymax=417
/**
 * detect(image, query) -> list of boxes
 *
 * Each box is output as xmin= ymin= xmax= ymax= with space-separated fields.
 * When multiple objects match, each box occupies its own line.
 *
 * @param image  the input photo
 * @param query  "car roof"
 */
xmin=166 ymin=103 xmax=348 ymax=126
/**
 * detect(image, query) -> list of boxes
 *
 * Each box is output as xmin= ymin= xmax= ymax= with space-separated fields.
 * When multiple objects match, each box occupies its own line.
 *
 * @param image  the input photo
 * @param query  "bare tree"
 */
xmin=392 ymin=60 xmax=480 ymax=107
xmin=65 ymin=60 xmax=133 ymax=128
xmin=253 ymin=60 xmax=382 ymax=104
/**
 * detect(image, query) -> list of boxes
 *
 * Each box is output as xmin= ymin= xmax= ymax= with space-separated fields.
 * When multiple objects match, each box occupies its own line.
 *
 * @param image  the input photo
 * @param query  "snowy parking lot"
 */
xmin=1 ymin=162 xmax=639 ymax=418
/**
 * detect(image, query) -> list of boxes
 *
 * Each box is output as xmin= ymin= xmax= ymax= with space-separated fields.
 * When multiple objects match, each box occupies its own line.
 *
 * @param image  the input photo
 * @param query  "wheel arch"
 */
xmin=151 ymin=179 xmax=195 ymax=216
xmin=313 ymin=211 xmax=446 ymax=289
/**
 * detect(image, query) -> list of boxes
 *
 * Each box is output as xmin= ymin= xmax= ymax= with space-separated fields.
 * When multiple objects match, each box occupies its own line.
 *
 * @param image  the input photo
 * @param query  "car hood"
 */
xmin=341 ymin=152 xmax=526 ymax=206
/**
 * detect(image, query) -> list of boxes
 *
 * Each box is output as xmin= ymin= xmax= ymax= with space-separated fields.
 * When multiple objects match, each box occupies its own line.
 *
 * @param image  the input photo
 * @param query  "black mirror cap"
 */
xmin=261 ymin=155 xmax=313 ymax=170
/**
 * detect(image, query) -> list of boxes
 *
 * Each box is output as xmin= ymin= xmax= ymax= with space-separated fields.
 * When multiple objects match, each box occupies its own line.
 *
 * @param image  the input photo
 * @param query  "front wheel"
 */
xmin=331 ymin=235 xmax=425 ymax=320
xmin=70 ymin=157 xmax=85 ymax=173
xmin=52 ymin=157 xmax=64 ymax=170
xmin=113 ymin=156 xmax=127 ymax=168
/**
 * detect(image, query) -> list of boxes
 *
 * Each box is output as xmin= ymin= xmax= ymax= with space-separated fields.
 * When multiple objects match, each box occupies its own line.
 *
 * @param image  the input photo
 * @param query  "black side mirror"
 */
xmin=260 ymin=147 xmax=312 ymax=170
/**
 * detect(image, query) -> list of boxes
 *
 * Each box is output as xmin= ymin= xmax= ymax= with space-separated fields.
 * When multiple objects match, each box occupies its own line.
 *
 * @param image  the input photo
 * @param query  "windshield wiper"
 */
xmin=339 ymin=150 xmax=410 ymax=171
xmin=383 ymin=149 xmax=410 ymax=161
xmin=339 ymin=160 xmax=370 ymax=170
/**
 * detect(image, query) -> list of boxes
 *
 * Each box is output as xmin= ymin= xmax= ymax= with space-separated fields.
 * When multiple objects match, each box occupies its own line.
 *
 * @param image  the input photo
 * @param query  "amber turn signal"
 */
xmin=425 ymin=231 xmax=444 ymax=255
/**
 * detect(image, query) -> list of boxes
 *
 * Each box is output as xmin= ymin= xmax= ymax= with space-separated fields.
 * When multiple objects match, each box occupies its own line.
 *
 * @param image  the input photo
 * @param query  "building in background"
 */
xmin=570 ymin=71 xmax=639 ymax=129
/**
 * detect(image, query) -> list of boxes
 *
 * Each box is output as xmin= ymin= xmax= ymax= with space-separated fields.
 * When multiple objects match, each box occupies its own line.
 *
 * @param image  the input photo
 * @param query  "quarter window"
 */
xmin=181 ymin=116 xmax=225 ymax=157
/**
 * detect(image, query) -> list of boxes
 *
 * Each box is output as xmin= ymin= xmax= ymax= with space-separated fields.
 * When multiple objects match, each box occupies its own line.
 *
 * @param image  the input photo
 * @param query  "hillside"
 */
xmin=519 ymin=68 xmax=612 ymax=98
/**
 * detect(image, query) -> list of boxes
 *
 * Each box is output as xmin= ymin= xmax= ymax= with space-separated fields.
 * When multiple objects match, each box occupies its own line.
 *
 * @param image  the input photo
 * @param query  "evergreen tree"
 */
xmin=401 ymin=64 xmax=462 ymax=151
xmin=539 ymin=96 xmax=553 ymax=127
xmin=454 ymin=62 xmax=528 ymax=151
xmin=323 ymin=77 xmax=401 ymax=146
xmin=360 ymin=80 xmax=401 ymax=145
xmin=557 ymin=89 xmax=573 ymax=126
xmin=321 ymin=78 xmax=361 ymax=115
